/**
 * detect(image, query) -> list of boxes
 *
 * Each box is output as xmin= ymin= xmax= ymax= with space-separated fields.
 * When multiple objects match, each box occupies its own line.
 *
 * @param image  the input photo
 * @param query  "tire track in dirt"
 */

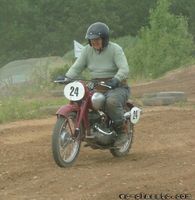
xmin=0 ymin=108 xmax=195 ymax=200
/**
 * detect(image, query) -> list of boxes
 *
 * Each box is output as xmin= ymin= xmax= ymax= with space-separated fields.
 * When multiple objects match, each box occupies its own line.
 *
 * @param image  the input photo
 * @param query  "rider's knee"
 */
xmin=106 ymin=96 xmax=118 ymax=107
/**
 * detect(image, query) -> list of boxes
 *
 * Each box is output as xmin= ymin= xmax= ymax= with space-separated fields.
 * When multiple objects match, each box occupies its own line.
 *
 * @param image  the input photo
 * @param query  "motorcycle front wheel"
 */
xmin=110 ymin=120 xmax=134 ymax=157
xmin=52 ymin=113 xmax=81 ymax=167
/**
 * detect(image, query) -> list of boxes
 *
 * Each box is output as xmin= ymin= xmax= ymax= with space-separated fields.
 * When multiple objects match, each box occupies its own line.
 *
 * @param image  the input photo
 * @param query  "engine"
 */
xmin=91 ymin=124 xmax=116 ymax=146
xmin=88 ymin=110 xmax=116 ymax=146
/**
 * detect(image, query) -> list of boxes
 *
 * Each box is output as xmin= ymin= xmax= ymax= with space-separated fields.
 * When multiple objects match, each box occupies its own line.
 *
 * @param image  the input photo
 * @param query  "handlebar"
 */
xmin=54 ymin=80 xmax=66 ymax=84
xmin=54 ymin=78 xmax=112 ymax=89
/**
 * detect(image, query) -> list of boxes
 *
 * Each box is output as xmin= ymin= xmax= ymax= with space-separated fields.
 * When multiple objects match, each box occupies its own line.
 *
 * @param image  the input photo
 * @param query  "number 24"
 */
xmin=70 ymin=86 xmax=79 ymax=97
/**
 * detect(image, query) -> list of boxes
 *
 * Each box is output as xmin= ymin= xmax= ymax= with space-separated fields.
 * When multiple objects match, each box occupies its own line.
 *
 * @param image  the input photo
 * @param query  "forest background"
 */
xmin=0 ymin=0 xmax=195 ymax=71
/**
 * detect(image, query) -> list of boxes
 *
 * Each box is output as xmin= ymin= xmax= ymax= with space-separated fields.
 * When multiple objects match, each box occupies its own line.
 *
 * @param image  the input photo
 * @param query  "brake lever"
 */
xmin=99 ymin=81 xmax=112 ymax=89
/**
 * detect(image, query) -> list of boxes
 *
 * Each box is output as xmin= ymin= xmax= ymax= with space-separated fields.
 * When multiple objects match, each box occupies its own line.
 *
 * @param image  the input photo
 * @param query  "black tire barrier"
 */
xmin=142 ymin=91 xmax=187 ymax=106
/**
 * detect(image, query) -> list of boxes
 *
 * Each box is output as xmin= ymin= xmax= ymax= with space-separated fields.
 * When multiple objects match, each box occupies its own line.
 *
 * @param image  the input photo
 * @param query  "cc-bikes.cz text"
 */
xmin=119 ymin=193 xmax=192 ymax=200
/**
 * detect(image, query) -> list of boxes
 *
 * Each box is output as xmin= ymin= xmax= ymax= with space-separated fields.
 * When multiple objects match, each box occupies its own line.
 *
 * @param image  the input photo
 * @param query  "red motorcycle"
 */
xmin=52 ymin=79 xmax=141 ymax=167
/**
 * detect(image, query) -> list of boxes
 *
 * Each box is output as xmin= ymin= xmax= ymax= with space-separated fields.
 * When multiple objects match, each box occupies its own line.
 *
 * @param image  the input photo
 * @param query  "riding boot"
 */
xmin=114 ymin=122 xmax=128 ymax=147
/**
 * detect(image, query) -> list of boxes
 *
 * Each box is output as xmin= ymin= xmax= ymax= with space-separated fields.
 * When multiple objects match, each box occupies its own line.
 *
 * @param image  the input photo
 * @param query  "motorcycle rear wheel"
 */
xmin=110 ymin=120 xmax=134 ymax=157
xmin=52 ymin=113 xmax=81 ymax=167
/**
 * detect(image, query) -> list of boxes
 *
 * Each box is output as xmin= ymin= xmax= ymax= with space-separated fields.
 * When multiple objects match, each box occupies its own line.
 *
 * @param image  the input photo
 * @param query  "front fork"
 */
xmin=57 ymin=101 xmax=91 ymax=140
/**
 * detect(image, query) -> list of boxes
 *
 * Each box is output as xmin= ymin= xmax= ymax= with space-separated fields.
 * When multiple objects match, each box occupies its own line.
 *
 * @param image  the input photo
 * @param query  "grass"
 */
xmin=0 ymin=95 xmax=67 ymax=124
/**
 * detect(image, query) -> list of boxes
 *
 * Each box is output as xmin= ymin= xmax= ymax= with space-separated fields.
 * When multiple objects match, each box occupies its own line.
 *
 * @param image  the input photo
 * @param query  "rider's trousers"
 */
xmin=104 ymin=86 xmax=130 ymax=125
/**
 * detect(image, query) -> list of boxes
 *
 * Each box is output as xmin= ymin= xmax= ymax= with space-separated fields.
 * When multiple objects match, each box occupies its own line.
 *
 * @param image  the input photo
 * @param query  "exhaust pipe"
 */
xmin=94 ymin=124 xmax=114 ymax=136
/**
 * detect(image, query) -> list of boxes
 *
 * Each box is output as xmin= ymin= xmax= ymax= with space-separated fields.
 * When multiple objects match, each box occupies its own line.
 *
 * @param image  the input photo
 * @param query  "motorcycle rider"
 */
xmin=65 ymin=22 xmax=130 ymax=147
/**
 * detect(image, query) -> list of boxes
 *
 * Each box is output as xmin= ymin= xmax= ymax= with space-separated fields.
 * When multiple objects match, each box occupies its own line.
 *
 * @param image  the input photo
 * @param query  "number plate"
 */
xmin=130 ymin=107 xmax=141 ymax=124
xmin=64 ymin=81 xmax=85 ymax=101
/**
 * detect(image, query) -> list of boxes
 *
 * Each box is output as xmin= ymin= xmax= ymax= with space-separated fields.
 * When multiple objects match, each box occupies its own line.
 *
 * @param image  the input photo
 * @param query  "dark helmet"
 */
xmin=85 ymin=22 xmax=109 ymax=47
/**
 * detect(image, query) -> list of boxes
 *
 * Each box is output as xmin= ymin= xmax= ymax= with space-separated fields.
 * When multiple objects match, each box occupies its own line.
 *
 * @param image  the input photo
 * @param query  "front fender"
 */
xmin=56 ymin=103 xmax=79 ymax=117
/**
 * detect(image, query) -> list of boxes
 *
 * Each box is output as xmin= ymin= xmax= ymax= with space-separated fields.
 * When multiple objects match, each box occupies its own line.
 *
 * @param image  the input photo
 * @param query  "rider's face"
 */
xmin=90 ymin=38 xmax=103 ymax=50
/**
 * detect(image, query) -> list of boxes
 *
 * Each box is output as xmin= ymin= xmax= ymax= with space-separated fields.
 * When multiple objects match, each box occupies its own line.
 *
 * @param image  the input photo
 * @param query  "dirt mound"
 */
xmin=132 ymin=65 xmax=195 ymax=102
xmin=0 ymin=56 xmax=65 ymax=86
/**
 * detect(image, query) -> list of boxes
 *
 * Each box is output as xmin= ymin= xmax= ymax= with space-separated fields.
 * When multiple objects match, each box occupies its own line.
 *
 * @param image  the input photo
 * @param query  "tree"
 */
xmin=0 ymin=0 xmax=156 ymax=68
xmin=171 ymin=0 xmax=195 ymax=41
xmin=128 ymin=0 xmax=194 ymax=78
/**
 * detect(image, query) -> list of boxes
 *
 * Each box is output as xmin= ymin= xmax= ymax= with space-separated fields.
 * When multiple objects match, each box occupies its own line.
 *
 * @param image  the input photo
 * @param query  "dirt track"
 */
xmin=0 ymin=66 xmax=195 ymax=200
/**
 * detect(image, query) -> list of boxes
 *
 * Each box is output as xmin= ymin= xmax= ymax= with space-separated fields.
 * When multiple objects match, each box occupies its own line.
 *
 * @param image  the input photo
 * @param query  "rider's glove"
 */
xmin=56 ymin=75 xmax=65 ymax=81
xmin=64 ymin=76 xmax=72 ymax=84
xmin=55 ymin=75 xmax=65 ymax=84
xmin=106 ymin=78 xmax=120 ymax=89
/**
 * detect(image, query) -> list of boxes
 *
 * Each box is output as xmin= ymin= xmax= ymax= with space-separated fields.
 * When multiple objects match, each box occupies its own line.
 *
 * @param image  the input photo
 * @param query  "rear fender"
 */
xmin=126 ymin=100 xmax=134 ymax=110
xmin=56 ymin=103 xmax=79 ymax=117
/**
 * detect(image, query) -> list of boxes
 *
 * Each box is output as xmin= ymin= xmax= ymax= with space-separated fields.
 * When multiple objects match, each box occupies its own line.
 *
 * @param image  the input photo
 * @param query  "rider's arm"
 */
xmin=65 ymin=46 xmax=87 ymax=78
xmin=113 ymin=46 xmax=129 ymax=81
